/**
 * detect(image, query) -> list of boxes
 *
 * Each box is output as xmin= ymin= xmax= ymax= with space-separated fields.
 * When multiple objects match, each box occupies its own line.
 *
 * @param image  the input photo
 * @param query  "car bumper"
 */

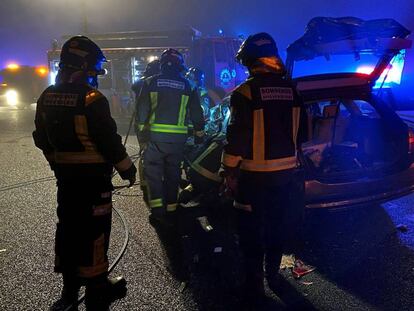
xmin=305 ymin=163 xmax=414 ymax=208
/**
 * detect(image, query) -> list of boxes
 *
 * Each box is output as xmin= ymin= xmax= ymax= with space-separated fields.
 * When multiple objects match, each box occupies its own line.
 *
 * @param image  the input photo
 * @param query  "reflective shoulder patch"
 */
xmin=157 ymin=79 xmax=185 ymax=90
xmin=43 ymin=93 xmax=78 ymax=107
xmin=85 ymin=90 xmax=105 ymax=106
xmin=260 ymin=87 xmax=293 ymax=101
xmin=234 ymin=83 xmax=252 ymax=100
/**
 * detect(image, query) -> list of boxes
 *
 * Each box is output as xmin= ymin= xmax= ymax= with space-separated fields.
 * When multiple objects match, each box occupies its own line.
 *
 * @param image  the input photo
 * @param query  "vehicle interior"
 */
xmin=301 ymin=97 xmax=408 ymax=182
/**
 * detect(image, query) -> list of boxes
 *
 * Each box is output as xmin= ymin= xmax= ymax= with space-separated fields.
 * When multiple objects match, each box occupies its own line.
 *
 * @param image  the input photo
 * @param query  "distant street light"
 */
xmin=6 ymin=63 xmax=20 ymax=70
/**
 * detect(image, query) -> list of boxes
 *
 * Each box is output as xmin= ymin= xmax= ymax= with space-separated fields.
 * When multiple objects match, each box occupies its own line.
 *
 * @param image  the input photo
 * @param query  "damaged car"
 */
xmin=182 ymin=17 xmax=414 ymax=209
xmin=287 ymin=17 xmax=414 ymax=208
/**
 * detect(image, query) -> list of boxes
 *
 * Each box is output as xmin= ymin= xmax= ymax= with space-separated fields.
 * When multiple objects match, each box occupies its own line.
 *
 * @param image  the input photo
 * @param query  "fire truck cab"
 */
xmin=0 ymin=64 xmax=48 ymax=108
xmin=47 ymin=28 xmax=247 ymax=114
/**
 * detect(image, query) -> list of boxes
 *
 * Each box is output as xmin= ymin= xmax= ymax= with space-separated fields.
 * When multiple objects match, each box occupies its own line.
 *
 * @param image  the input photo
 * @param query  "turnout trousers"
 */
xmin=54 ymin=178 xmax=113 ymax=282
xmin=235 ymin=170 xmax=305 ymax=290
xmin=143 ymin=141 xmax=184 ymax=212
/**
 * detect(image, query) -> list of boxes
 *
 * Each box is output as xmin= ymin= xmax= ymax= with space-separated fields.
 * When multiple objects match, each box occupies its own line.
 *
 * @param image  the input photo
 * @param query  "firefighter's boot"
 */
xmin=50 ymin=272 xmax=79 ymax=311
xmin=85 ymin=276 xmax=127 ymax=311
xmin=242 ymin=258 xmax=266 ymax=308
xmin=60 ymin=273 xmax=80 ymax=310
xmin=265 ymin=253 xmax=284 ymax=296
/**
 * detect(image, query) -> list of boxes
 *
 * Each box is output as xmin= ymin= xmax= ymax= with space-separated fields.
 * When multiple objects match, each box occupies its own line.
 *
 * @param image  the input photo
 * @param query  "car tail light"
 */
xmin=408 ymin=129 xmax=414 ymax=154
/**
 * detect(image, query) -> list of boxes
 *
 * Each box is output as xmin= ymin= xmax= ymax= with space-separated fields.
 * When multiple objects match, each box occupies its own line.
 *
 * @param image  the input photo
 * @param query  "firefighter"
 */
xmin=132 ymin=59 xmax=161 ymax=205
xmin=180 ymin=132 xmax=225 ymax=206
xmin=135 ymin=48 xmax=205 ymax=225
xmin=33 ymin=36 xmax=137 ymax=311
xmin=221 ymin=32 xmax=307 ymax=305
xmin=131 ymin=59 xmax=161 ymax=98
xmin=186 ymin=67 xmax=212 ymax=122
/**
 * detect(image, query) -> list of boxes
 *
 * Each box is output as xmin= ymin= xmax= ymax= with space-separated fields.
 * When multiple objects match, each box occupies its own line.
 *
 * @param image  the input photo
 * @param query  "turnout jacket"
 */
xmin=33 ymin=83 xmax=132 ymax=179
xmin=223 ymin=72 xmax=307 ymax=173
xmin=135 ymin=72 xmax=205 ymax=143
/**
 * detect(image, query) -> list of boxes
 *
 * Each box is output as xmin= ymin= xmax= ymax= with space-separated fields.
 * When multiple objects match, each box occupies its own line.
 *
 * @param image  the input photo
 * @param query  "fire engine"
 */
xmin=0 ymin=64 xmax=48 ymax=108
xmin=47 ymin=28 xmax=247 ymax=113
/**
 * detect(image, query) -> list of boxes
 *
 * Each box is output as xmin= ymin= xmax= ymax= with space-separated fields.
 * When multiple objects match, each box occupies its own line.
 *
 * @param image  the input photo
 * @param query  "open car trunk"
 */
xmin=301 ymin=96 xmax=409 ymax=183
xmin=286 ymin=17 xmax=412 ymax=81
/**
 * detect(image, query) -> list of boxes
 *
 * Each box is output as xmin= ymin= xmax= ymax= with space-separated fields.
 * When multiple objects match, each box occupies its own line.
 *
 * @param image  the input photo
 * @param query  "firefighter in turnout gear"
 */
xmin=33 ymin=36 xmax=136 ymax=311
xmin=135 ymin=48 xmax=205 ymax=224
xmin=179 ymin=133 xmax=226 ymax=206
xmin=186 ymin=67 xmax=212 ymax=122
xmin=132 ymin=59 xmax=161 ymax=205
xmin=221 ymin=32 xmax=307 ymax=305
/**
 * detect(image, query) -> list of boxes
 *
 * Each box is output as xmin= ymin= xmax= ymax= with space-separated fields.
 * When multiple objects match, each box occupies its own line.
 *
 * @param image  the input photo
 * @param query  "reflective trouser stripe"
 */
xmin=149 ymin=198 xmax=163 ymax=208
xmin=167 ymin=203 xmax=177 ymax=212
xmin=150 ymin=124 xmax=188 ymax=134
xmin=92 ymin=203 xmax=112 ymax=216
xmin=178 ymin=95 xmax=189 ymax=126
xmin=78 ymin=234 xmax=108 ymax=278
xmin=234 ymin=201 xmax=252 ymax=212
xmin=78 ymin=261 xmax=109 ymax=278
xmin=149 ymin=92 xmax=158 ymax=124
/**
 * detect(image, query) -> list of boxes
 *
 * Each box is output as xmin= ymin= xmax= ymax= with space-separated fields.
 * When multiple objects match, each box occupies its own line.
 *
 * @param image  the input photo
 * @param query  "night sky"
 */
xmin=1 ymin=0 xmax=413 ymax=90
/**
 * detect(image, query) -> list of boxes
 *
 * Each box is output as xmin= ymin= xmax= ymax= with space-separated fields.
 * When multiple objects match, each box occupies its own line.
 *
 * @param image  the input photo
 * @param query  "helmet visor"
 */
xmin=94 ymin=58 xmax=107 ymax=76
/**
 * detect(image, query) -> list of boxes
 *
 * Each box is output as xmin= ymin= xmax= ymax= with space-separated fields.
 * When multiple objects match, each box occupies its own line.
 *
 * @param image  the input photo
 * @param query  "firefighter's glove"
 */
xmin=119 ymin=163 xmax=137 ymax=187
xmin=194 ymin=130 xmax=205 ymax=145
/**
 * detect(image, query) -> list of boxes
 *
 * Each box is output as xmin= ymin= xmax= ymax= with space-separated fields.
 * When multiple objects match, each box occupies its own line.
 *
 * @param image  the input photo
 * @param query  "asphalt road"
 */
xmin=0 ymin=105 xmax=413 ymax=311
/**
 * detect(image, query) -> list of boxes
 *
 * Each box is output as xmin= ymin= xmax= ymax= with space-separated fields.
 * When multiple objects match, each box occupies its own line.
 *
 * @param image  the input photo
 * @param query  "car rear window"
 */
xmin=352 ymin=100 xmax=379 ymax=118
xmin=308 ymin=99 xmax=379 ymax=119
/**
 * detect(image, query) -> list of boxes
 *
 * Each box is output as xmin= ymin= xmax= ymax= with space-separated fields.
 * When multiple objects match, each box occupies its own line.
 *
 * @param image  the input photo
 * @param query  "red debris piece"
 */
xmin=292 ymin=259 xmax=316 ymax=279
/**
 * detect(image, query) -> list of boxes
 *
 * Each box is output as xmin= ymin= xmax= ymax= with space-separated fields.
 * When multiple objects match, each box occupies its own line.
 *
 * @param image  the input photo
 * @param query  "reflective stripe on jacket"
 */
xmin=33 ymin=83 xmax=131 ymax=178
xmin=223 ymin=73 xmax=306 ymax=172
xmin=188 ymin=134 xmax=226 ymax=183
xmin=135 ymin=72 xmax=205 ymax=143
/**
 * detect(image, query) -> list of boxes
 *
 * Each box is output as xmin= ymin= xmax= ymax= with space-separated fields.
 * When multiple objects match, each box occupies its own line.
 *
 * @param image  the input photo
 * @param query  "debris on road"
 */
xmin=292 ymin=260 xmax=316 ymax=279
xmin=280 ymin=254 xmax=296 ymax=269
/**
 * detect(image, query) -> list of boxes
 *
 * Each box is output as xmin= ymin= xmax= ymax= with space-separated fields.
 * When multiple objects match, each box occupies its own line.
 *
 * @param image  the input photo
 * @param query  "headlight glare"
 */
xmin=5 ymin=90 xmax=18 ymax=106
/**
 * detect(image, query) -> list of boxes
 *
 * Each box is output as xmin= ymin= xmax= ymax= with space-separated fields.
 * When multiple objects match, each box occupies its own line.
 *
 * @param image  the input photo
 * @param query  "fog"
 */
xmin=1 ymin=0 xmax=414 ymax=92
